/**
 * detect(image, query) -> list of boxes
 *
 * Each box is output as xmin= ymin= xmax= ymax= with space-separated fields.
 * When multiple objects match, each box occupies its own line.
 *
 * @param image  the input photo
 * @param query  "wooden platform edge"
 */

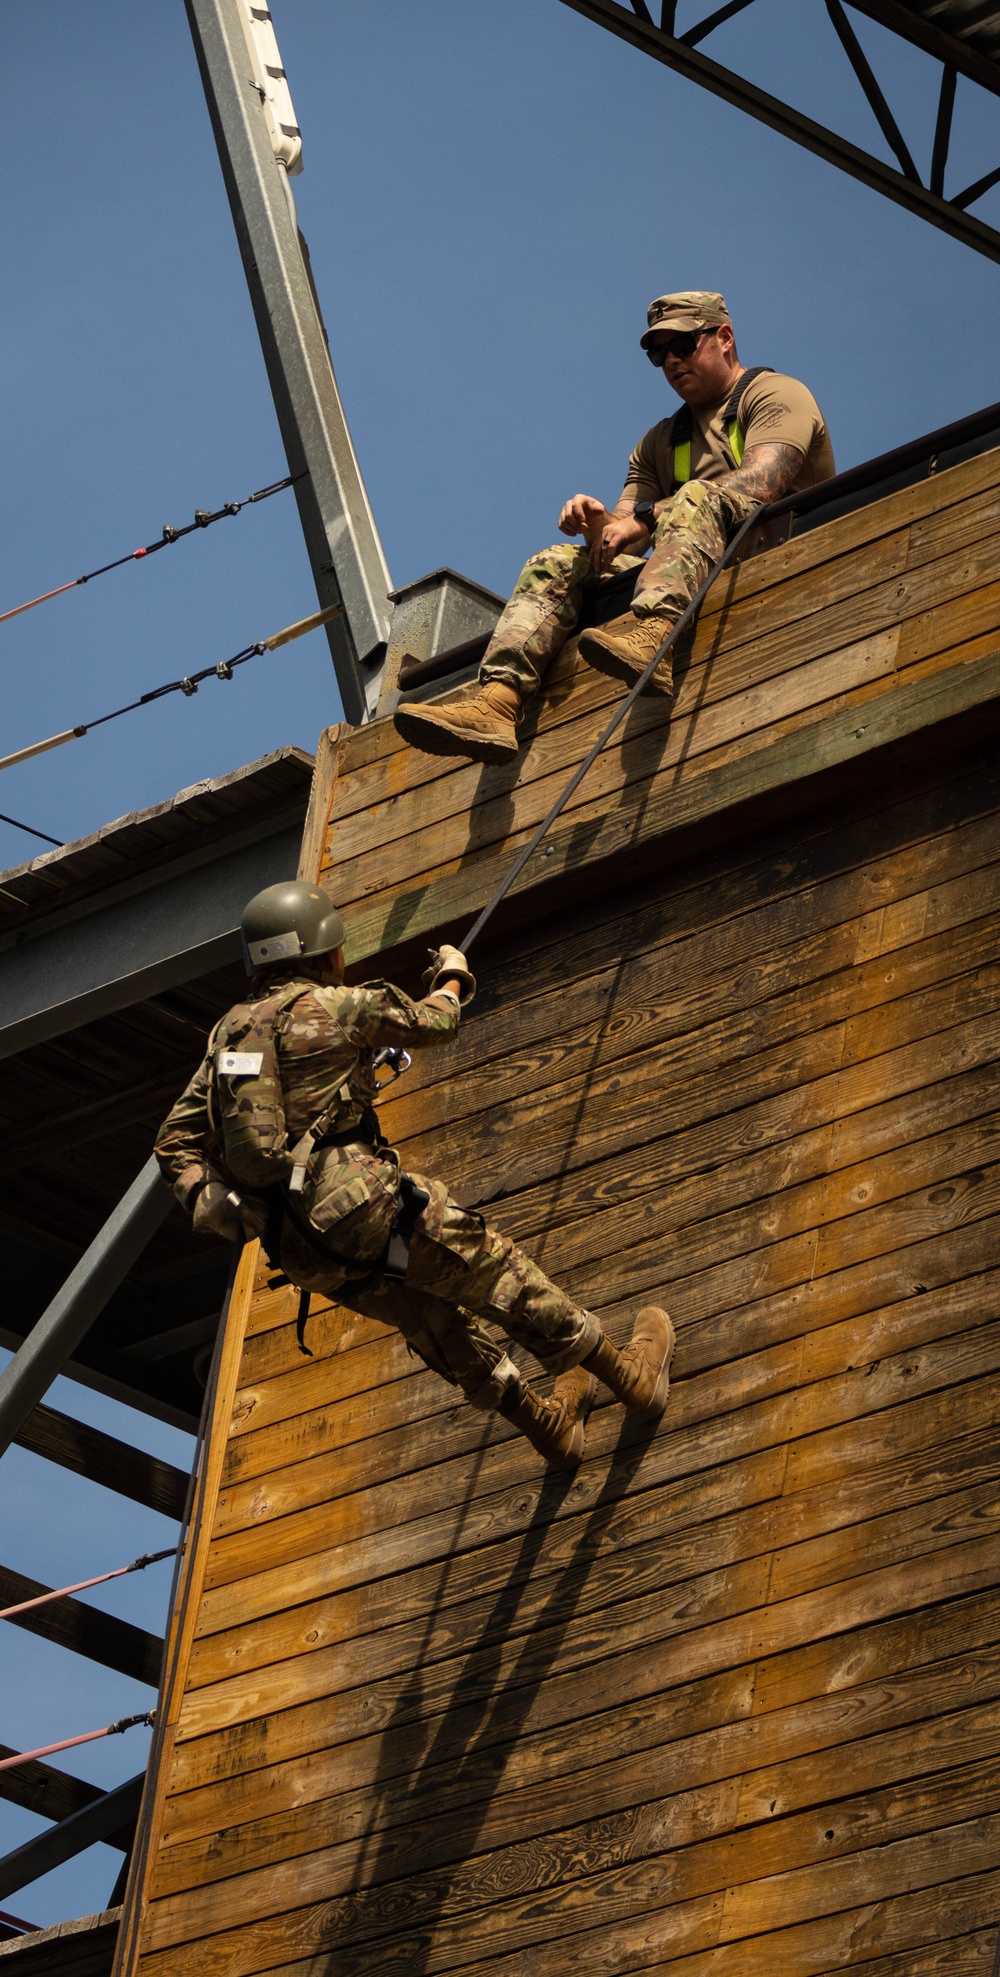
xmin=110 ymin=1244 xmax=259 ymax=1977
xmin=296 ymin=725 xmax=345 ymax=886
xmin=339 ymin=646 xmax=1000 ymax=972
xmin=0 ymin=1907 xmax=122 ymax=1973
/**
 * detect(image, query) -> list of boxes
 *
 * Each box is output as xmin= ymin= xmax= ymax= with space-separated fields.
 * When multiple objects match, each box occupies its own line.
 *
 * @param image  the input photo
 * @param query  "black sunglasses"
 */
xmin=645 ymin=326 xmax=717 ymax=366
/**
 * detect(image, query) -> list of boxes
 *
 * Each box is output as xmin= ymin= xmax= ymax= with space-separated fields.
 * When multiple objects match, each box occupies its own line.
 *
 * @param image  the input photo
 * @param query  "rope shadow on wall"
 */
xmin=313 ymin=1417 xmax=658 ymax=1975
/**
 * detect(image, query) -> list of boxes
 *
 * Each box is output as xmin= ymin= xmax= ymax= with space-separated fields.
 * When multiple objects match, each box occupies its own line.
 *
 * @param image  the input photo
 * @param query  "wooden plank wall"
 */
xmin=328 ymin=444 xmax=1000 ymax=963
xmin=123 ymin=450 xmax=1000 ymax=1975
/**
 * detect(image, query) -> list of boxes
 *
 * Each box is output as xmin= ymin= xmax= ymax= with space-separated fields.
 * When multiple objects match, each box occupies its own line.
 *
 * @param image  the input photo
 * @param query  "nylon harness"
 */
xmin=259 ymin=1110 xmax=430 ymax=1355
xmin=669 ymin=367 xmax=773 ymax=489
xmin=212 ymin=980 xmax=432 ymax=1353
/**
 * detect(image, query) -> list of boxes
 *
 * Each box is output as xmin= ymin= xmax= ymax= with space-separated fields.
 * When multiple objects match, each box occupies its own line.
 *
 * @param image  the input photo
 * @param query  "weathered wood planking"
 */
xmin=326 ymin=447 xmax=1000 ymax=946
xmin=120 ymin=456 xmax=1000 ymax=1977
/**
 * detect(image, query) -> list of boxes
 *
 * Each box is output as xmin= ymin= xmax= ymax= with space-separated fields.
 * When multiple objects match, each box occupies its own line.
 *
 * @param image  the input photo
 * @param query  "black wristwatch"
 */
xmin=633 ymin=499 xmax=657 ymax=537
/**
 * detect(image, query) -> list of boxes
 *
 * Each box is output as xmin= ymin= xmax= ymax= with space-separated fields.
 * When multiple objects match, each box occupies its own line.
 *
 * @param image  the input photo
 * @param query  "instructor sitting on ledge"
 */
xmin=395 ymin=290 xmax=833 ymax=764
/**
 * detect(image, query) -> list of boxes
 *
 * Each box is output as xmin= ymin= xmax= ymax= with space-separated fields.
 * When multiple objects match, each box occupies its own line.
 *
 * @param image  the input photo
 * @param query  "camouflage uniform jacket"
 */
xmin=154 ymin=973 xmax=459 ymax=1252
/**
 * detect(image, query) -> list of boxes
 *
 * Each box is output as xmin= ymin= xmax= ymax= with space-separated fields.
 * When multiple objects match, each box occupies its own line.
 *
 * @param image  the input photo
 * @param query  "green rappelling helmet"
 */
xmin=241 ymin=881 xmax=346 ymax=973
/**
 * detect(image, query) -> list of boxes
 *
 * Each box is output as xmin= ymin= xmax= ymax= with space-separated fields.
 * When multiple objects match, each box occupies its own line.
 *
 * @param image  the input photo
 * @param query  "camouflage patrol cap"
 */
xmin=640 ymin=291 xmax=732 ymax=349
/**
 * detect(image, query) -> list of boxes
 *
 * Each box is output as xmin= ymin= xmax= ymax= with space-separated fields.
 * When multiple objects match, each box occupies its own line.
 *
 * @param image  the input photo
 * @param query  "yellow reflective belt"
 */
xmin=673 ymin=416 xmax=742 ymax=487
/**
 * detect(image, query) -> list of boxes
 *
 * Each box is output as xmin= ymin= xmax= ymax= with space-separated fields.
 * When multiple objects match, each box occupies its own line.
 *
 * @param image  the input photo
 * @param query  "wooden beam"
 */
xmin=0 ymin=1907 xmax=122 ymax=1969
xmin=0 ymin=1566 xmax=163 ymax=1687
xmin=0 ymin=1777 xmax=143 ymax=1901
xmin=296 ymin=725 xmax=346 ymax=886
xmin=12 ymin=1404 xmax=189 ymax=1522
xmin=0 ymin=1748 xmax=102 ymax=1830
xmin=0 ymin=1076 xmax=190 ymax=1180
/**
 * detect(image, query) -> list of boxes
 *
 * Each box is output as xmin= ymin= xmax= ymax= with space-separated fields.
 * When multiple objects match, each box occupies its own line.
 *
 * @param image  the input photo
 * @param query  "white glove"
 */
xmin=422 ymin=943 xmax=476 ymax=1004
xmin=192 ymin=1182 xmax=244 ymax=1242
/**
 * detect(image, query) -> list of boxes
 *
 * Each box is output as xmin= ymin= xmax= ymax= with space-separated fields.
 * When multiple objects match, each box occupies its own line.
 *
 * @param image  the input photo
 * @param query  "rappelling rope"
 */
xmin=459 ymin=501 xmax=766 ymax=956
xmin=0 ymin=473 xmax=304 ymax=629
xmin=0 ymin=1547 xmax=176 ymax=1622
xmin=0 ymin=1713 xmax=155 ymax=1774
xmin=369 ymin=502 xmax=766 ymax=1083
xmin=373 ymin=502 xmax=766 ymax=1087
xmin=0 ymin=600 xmax=344 ymax=777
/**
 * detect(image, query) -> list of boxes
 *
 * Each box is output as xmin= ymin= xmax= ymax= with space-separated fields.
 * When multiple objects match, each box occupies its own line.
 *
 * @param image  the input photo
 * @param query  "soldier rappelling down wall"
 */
xmin=155 ymin=882 xmax=675 ymax=1469
xmin=394 ymin=291 xmax=834 ymax=763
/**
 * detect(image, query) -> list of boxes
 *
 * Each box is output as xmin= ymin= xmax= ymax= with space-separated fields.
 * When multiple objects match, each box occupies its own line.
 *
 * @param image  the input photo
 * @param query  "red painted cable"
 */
xmin=0 ymin=580 xmax=79 ymax=626
xmin=0 ymin=1548 xmax=176 ymax=1622
xmin=0 ymin=1714 xmax=154 ymax=1773
xmin=0 ymin=472 xmax=302 ymax=628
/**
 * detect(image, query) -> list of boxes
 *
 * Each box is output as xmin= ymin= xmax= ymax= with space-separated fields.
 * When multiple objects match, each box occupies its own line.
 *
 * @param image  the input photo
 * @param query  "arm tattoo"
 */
xmin=721 ymin=441 xmax=804 ymax=503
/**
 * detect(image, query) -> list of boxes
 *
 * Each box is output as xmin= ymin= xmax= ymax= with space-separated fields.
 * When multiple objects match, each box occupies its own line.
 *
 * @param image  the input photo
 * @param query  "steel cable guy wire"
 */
xmin=0 ymin=473 xmax=304 ymax=629
xmin=0 ymin=812 xmax=63 ymax=847
xmin=0 ymin=600 xmax=344 ymax=778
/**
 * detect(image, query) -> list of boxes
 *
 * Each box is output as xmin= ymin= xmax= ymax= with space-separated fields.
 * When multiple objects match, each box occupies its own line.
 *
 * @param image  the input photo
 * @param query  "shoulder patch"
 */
xmin=218 ymin=1049 xmax=264 ymax=1077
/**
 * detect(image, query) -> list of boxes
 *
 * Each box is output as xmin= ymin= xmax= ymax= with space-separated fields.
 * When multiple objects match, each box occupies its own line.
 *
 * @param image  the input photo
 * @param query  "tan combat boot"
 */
xmin=499 ymin=1365 xmax=598 ymax=1469
xmin=583 ymin=1306 xmax=676 ymax=1419
xmin=578 ymin=614 xmax=675 ymax=697
xmin=393 ymin=680 xmax=523 ymax=762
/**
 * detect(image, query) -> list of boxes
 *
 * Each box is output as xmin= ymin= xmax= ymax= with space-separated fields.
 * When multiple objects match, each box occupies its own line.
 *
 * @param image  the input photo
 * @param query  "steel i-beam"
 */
xmin=0 ymin=1158 xmax=172 ymax=1458
xmin=186 ymin=0 xmax=393 ymax=721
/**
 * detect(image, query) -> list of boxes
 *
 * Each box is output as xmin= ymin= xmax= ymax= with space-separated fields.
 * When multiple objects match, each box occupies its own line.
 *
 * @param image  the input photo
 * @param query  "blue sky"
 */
xmin=2 ymin=1 xmax=1000 ymax=867
xmin=1 ymin=0 xmax=998 ymax=1930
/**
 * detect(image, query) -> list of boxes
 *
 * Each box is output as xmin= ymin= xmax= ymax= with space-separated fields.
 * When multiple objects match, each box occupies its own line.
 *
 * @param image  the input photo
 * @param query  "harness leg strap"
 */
xmin=296 ymin=1289 xmax=313 ymax=1356
xmin=382 ymin=1175 xmax=431 ymax=1282
xmin=262 ymin=1172 xmax=429 ymax=1355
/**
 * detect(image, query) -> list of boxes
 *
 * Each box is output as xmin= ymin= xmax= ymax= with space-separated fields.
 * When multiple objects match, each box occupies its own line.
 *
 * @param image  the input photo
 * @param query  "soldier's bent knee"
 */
xmin=523 ymin=543 xmax=590 ymax=578
xmin=465 ymin=1353 xmax=521 ymax=1411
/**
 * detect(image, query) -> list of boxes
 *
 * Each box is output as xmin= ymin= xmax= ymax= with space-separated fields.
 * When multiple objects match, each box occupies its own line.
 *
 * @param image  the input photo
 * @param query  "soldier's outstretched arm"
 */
xmin=154 ymin=1050 xmax=226 ymax=1211
xmin=320 ymin=974 xmax=466 ymax=1056
xmin=422 ymin=942 xmax=475 ymax=1004
xmin=154 ymin=1051 xmax=253 ymax=1242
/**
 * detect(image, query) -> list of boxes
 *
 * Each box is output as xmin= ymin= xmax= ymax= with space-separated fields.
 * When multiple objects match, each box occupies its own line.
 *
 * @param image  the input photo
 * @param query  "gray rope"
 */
xmin=460 ymin=501 xmax=766 ymax=954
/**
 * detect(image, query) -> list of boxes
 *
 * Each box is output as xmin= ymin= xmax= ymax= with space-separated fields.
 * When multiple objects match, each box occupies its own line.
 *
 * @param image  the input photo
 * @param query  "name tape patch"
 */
xmin=218 ymin=1050 xmax=264 ymax=1077
xmin=247 ymin=929 xmax=302 ymax=964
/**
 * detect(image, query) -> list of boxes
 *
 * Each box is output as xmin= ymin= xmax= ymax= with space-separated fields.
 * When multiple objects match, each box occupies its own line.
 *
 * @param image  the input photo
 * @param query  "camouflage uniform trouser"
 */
xmin=480 ymin=480 xmax=761 ymax=700
xmin=279 ymin=1151 xmax=599 ymax=1412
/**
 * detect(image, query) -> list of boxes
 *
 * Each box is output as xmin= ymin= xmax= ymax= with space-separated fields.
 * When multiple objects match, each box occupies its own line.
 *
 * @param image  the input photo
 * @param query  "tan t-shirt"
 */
xmin=623 ymin=370 xmax=835 ymax=502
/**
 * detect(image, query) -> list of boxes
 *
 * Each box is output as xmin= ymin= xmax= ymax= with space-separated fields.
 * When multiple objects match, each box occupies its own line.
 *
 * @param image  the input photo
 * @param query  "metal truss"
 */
xmin=557 ymin=0 xmax=1000 ymax=262
xmin=0 ymin=1160 xmax=176 ymax=1909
